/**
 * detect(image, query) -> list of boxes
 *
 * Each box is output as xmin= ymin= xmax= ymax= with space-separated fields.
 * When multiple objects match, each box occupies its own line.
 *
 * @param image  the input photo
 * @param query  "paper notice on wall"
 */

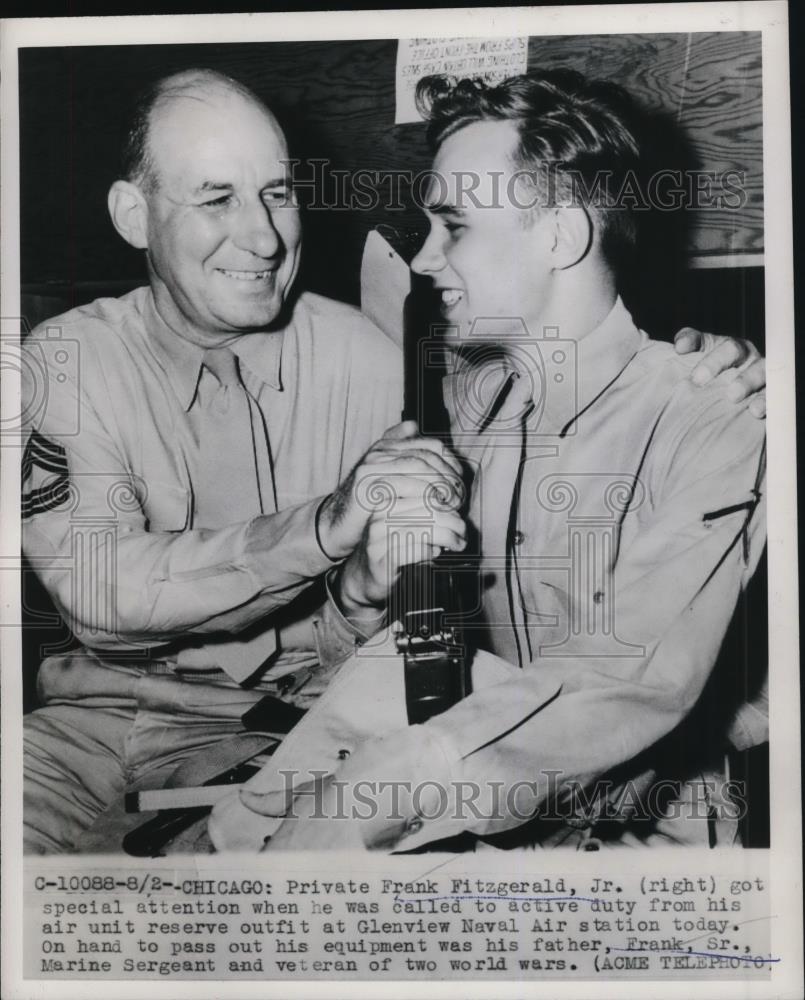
xmin=395 ymin=36 xmax=528 ymax=124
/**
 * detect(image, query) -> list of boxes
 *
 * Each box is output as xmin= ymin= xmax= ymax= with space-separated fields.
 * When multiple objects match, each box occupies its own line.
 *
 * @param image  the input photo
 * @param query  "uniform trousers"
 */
xmin=23 ymin=650 xmax=273 ymax=854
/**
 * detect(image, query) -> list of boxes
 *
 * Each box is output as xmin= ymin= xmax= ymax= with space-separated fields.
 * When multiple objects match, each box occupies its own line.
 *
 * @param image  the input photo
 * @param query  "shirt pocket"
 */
xmin=143 ymin=481 xmax=191 ymax=532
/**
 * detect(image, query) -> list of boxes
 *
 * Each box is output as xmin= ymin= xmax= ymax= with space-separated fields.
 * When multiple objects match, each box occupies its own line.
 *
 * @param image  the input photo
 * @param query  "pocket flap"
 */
xmin=144 ymin=481 xmax=190 ymax=531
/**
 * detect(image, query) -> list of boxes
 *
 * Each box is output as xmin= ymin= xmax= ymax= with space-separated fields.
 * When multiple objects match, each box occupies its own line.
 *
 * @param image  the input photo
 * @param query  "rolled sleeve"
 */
xmin=356 ymin=726 xmax=460 ymax=850
xmin=308 ymin=568 xmax=389 ymax=669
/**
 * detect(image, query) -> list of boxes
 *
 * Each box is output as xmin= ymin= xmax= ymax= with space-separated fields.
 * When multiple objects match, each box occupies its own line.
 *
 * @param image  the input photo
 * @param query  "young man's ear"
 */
xmin=549 ymin=205 xmax=593 ymax=270
xmin=108 ymin=180 xmax=149 ymax=250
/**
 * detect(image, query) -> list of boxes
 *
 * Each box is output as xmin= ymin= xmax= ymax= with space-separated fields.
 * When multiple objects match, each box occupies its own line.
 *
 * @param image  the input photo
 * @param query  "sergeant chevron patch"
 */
xmin=22 ymin=430 xmax=70 ymax=518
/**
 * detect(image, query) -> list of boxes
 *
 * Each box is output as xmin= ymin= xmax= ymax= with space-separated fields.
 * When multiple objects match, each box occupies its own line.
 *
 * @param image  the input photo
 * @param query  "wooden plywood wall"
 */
xmin=19 ymin=31 xmax=762 ymax=308
xmin=524 ymin=32 xmax=763 ymax=262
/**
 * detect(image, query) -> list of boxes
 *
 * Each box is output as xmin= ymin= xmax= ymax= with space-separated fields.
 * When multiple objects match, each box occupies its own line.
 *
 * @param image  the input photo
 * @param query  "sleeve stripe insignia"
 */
xmin=22 ymin=430 xmax=70 ymax=518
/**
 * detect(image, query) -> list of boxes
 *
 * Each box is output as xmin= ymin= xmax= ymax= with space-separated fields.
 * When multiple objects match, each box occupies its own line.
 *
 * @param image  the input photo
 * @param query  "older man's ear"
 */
xmin=674 ymin=326 xmax=766 ymax=419
xmin=108 ymin=179 xmax=150 ymax=251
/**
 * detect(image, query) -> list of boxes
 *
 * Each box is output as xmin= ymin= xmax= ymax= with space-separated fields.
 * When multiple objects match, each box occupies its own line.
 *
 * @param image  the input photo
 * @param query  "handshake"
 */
xmin=316 ymin=420 xmax=468 ymax=623
xmin=315 ymin=368 xmax=536 ymax=626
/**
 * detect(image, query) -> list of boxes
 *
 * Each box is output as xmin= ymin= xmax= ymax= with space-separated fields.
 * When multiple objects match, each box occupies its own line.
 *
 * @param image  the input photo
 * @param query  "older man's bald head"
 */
xmin=121 ymin=69 xmax=281 ymax=193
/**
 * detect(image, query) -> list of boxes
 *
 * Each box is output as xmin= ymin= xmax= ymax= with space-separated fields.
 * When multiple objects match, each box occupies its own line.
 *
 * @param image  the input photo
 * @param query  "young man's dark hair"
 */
xmin=416 ymin=69 xmax=646 ymax=275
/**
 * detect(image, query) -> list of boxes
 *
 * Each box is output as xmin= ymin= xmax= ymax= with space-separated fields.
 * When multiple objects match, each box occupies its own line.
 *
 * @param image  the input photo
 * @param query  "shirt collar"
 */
xmin=229 ymin=327 xmax=283 ymax=397
xmin=442 ymin=296 xmax=644 ymax=436
xmin=143 ymin=288 xmax=284 ymax=411
xmin=572 ymin=295 xmax=645 ymax=424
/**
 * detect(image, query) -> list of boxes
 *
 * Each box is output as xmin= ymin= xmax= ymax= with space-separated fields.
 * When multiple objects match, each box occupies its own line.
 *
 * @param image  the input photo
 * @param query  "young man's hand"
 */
xmin=674 ymin=327 xmax=766 ymax=418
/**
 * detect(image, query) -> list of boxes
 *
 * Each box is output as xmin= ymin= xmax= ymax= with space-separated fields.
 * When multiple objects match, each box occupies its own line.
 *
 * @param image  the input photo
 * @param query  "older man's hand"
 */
xmin=319 ymin=421 xmax=467 ymax=622
xmin=674 ymin=327 xmax=766 ymax=418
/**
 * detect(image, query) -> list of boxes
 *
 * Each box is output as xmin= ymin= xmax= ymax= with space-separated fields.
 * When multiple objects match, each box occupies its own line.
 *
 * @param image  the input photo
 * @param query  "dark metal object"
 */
xmin=395 ymin=560 xmax=470 ymax=725
xmin=398 ymin=269 xmax=471 ymax=725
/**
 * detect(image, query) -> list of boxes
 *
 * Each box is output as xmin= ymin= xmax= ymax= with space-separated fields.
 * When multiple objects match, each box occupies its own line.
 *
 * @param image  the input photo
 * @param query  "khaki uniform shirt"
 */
xmin=22 ymin=286 xmax=403 ymax=692
xmin=428 ymin=297 xmax=766 ymax=845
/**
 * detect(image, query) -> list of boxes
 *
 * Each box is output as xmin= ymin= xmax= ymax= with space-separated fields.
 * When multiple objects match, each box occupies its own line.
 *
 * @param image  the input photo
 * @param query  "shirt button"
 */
xmin=337 ymin=748 xmax=351 ymax=761
xmin=593 ymin=591 xmax=604 ymax=605
xmin=277 ymin=673 xmax=295 ymax=695
xmin=404 ymin=816 xmax=424 ymax=836
xmin=513 ymin=531 xmax=525 ymax=546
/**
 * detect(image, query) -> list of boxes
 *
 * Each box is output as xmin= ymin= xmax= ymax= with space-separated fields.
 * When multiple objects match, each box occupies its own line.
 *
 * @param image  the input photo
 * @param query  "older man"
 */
xmin=228 ymin=69 xmax=767 ymax=852
xmin=23 ymin=68 xmax=763 ymax=854
xmin=21 ymin=68 xmax=467 ymax=854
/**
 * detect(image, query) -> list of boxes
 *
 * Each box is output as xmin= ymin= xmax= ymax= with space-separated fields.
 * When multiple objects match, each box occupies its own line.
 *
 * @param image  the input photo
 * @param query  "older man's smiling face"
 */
xmin=142 ymin=87 xmax=301 ymax=345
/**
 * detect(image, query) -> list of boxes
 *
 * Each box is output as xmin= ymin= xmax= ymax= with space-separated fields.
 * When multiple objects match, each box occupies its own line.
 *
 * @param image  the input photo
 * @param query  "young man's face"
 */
xmin=142 ymin=90 xmax=301 ymax=344
xmin=411 ymin=119 xmax=554 ymax=340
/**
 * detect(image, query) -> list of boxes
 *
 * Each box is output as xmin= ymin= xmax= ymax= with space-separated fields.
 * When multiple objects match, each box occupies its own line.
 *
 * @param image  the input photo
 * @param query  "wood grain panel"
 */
xmin=526 ymin=32 xmax=763 ymax=256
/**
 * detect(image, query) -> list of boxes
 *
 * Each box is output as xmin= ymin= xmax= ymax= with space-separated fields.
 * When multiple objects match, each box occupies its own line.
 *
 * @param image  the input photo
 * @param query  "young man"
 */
xmin=229 ymin=69 xmax=767 ymax=852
